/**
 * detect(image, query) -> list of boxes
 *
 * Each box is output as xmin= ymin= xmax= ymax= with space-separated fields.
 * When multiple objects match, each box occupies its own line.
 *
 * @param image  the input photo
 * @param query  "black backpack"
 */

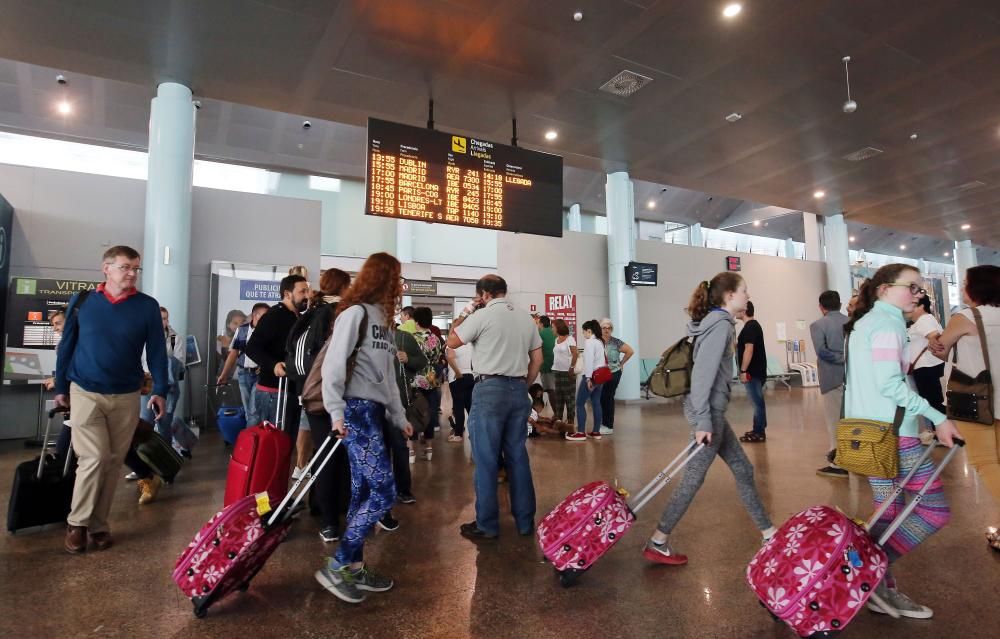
xmin=284 ymin=302 xmax=337 ymax=384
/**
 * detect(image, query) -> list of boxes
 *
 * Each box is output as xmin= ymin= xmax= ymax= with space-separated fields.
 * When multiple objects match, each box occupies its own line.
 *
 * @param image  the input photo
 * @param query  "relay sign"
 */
xmin=365 ymin=118 xmax=563 ymax=237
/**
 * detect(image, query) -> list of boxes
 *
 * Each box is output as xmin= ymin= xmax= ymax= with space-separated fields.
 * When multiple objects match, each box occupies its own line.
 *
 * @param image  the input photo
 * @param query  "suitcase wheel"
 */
xmin=192 ymin=600 xmax=209 ymax=619
xmin=237 ymin=582 xmax=250 ymax=593
xmin=557 ymin=568 xmax=583 ymax=588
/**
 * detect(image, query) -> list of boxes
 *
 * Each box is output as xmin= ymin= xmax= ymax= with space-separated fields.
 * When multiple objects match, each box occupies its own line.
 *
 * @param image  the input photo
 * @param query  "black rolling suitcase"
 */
xmin=7 ymin=408 xmax=76 ymax=533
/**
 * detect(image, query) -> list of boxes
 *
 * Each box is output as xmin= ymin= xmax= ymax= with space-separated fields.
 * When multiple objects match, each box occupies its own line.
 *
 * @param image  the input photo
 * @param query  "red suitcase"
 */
xmin=538 ymin=440 xmax=704 ymax=587
xmin=747 ymin=438 xmax=965 ymax=637
xmin=174 ymin=432 xmax=342 ymax=618
xmin=223 ymin=378 xmax=293 ymax=507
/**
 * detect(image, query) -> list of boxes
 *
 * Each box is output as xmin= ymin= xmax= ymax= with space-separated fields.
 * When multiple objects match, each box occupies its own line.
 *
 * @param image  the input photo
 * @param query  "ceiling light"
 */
xmin=722 ymin=3 xmax=742 ymax=18
xmin=724 ymin=112 xmax=743 ymax=123
xmin=752 ymin=220 xmax=761 ymax=227
xmin=899 ymin=244 xmax=907 ymax=250
xmin=813 ymin=190 xmax=825 ymax=199
xmin=646 ymin=200 xmax=656 ymax=209
xmin=943 ymin=251 xmax=950 ymax=257
xmin=841 ymin=56 xmax=858 ymax=113
xmin=961 ymin=223 xmax=971 ymax=230
xmin=572 ymin=10 xmax=583 ymax=22
xmin=909 ymin=133 xmax=918 ymax=140
xmin=544 ymin=130 xmax=558 ymax=141
xmin=849 ymin=236 xmax=856 ymax=242
xmin=56 ymin=100 xmax=72 ymax=115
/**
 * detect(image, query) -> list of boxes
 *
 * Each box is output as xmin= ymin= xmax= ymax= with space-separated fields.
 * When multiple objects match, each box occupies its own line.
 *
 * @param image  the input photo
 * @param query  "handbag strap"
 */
xmin=842 ymin=330 xmax=906 ymax=432
xmin=970 ymin=306 xmax=992 ymax=376
xmin=907 ymin=346 xmax=929 ymax=376
xmin=395 ymin=342 xmax=413 ymax=409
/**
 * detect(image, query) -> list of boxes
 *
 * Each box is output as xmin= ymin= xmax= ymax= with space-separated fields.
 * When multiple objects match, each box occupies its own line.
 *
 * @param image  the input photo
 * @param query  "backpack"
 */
xmin=300 ymin=307 xmax=368 ymax=416
xmin=647 ymin=336 xmax=695 ymax=398
xmin=284 ymin=303 xmax=336 ymax=384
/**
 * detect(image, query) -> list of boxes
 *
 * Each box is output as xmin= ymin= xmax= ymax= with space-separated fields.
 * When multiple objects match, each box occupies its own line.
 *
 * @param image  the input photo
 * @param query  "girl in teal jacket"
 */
xmin=844 ymin=263 xmax=961 ymax=620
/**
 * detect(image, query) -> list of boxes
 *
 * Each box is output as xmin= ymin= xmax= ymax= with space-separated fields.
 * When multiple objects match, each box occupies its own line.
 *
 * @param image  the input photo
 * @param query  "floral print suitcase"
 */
xmin=747 ymin=506 xmax=887 ymax=637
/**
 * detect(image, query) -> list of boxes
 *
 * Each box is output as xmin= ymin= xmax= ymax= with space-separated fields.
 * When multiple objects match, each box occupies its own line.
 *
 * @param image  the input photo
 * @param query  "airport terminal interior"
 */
xmin=1 ymin=2 xmax=999 ymax=638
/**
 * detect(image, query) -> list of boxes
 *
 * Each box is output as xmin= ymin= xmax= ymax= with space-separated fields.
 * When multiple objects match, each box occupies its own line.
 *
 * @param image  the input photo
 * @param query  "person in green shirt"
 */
xmin=534 ymin=314 xmax=556 ymax=404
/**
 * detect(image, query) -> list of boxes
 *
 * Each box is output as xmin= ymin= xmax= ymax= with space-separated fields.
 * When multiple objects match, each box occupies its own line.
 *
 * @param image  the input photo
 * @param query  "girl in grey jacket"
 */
xmin=644 ymin=272 xmax=776 ymax=566
xmin=315 ymin=253 xmax=413 ymax=605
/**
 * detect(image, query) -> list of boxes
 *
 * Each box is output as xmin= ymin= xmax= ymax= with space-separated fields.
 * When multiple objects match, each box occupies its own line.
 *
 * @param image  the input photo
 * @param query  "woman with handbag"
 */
xmin=906 ymin=294 xmax=945 ymax=443
xmin=928 ymin=264 xmax=1000 ymax=552
xmin=566 ymin=319 xmax=607 ymax=441
xmin=843 ymin=263 xmax=961 ymax=619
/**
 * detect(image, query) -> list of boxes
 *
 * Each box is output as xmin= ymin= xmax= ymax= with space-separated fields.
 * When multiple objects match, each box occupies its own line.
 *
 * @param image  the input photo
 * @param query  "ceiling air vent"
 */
xmin=842 ymin=146 xmax=884 ymax=162
xmin=599 ymin=70 xmax=653 ymax=97
xmin=954 ymin=180 xmax=987 ymax=192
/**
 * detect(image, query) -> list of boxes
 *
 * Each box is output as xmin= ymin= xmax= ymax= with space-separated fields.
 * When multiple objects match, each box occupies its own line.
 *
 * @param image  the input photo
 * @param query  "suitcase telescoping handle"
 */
xmin=628 ymin=440 xmax=706 ymax=513
xmin=40 ymin=407 xmax=71 ymax=480
xmin=267 ymin=428 xmax=341 ymax=527
xmin=274 ymin=377 xmax=287 ymax=430
xmin=865 ymin=437 xmax=966 ymax=545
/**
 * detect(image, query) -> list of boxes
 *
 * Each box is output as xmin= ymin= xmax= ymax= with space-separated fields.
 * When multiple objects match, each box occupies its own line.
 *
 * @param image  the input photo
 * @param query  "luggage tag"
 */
xmin=613 ymin=478 xmax=630 ymax=499
xmin=255 ymin=492 xmax=272 ymax=517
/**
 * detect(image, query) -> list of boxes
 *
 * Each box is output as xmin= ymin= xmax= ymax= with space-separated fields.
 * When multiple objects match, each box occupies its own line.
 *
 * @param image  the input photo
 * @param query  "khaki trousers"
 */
xmin=821 ymin=386 xmax=843 ymax=464
xmin=67 ymin=383 xmax=140 ymax=533
xmin=959 ymin=419 xmax=1000 ymax=505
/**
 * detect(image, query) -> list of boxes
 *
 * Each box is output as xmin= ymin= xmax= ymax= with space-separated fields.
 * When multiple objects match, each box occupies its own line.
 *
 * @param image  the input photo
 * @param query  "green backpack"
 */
xmin=648 ymin=337 xmax=694 ymax=398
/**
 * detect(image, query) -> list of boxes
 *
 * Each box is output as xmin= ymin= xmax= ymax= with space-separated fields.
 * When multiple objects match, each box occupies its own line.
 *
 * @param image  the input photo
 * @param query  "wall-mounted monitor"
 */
xmin=625 ymin=262 xmax=658 ymax=287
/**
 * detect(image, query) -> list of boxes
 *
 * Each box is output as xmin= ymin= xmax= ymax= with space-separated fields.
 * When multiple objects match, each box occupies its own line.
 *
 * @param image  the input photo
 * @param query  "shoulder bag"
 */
xmin=946 ymin=307 xmax=994 ymax=425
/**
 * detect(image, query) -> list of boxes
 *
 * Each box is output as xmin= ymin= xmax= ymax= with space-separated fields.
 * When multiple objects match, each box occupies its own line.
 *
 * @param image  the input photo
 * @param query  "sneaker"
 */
xmin=564 ymin=432 xmax=587 ymax=442
xmin=816 ymin=465 xmax=849 ymax=478
xmin=599 ymin=425 xmax=614 ymax=435
xmin=319 ymin=526 xmax=340 ymax=543
xmin=124 ymin=472 xmax=139 ymax=481
xmin=397 ymin=492 xmax=416 ymax=505
xmin=352 ymin=565 xmax=394 ymax=592
xmin=315 ymin=564 xmax=366 ymax=604
xmin=642 ymin=539 xmax=688 ymax=566
xmin=423 ymin=448 xmax=433 ymax=461
xmin=137 ymin=475 xmax=162 ymax=505
xmin=867 ymin=584 xmax=933 ymax=619
xmin=292 ymin=466 xmax=304 ymax=480
xmin=377 ymin=513 xmax=400 ymax=532
xmin=448 ymin=434 xmax=463 ymax=442
xmin=588 ymin=432 xmax=603 ymax=440
xmin=408 ymin=448 xmax=416 ymax=464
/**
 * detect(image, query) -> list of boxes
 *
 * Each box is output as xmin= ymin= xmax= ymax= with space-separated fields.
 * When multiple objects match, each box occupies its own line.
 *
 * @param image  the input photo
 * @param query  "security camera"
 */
xmin=193 ymin=100 xmax=202 ymax=110
xmin=56 ymin=74 xmax=67 ymax=85
xmin=302 ymin=121 xmax=312 ymax=130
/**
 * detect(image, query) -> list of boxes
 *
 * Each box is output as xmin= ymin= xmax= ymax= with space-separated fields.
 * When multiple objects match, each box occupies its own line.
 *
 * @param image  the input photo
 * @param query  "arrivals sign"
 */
xmin=545 ymin=293 xmax=577 ymax=337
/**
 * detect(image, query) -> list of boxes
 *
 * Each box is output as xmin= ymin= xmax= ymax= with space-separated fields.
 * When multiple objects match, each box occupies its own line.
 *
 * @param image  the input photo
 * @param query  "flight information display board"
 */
xmin=365 ymin=118 xmax=563 ymax=237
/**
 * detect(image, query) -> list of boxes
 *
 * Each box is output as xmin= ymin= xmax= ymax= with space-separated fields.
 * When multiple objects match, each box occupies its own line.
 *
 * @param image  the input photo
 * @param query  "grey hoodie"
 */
xmin=683 ymin=309 xmax=736 ymax=432
xmin=321 ymin=303 xmax=407 ymax=431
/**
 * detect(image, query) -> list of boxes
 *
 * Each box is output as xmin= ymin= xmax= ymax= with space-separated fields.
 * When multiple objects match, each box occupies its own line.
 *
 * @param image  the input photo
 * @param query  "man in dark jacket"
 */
xmin=390 ymin=329 xmax=427 ymax=506
xmin=244 ymin=274 xmax=309 ymax=442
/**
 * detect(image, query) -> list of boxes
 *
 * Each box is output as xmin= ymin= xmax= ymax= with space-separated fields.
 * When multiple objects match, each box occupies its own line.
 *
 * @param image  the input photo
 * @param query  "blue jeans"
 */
xmin=467 ymin=377 xmax=535 ymax=536
xmin=254 ymin=384 xmax=300 ymax=446
xmin=333 ymin=399 xmax=396 ymax=567
xmin=745 ymin=376 xmax=767 ymax=435
xmin=139 ymin=384 xmax=181 ymax=444
xmin=237 ymin=368 xmax=258 ymax=425
xmin=576 ymin=379 xmax=603 ymax=434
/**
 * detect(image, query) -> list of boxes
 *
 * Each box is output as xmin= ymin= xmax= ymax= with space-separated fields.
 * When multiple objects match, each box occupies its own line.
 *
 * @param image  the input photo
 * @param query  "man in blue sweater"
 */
xmin=55 ymin=245 xmax=169 ymax=554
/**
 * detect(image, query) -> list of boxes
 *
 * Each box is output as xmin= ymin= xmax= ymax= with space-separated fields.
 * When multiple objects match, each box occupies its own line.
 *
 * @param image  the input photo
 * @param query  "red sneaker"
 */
xmin=642 ymin=541 xmax=688 ymax=565
xmin=564 ymin=432 xmax=587 ymax=442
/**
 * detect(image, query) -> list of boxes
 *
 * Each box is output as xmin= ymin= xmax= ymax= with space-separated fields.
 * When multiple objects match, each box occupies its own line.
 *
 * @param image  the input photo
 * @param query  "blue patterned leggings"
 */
xmin=332 ymin=399 xmax=397 ymax=567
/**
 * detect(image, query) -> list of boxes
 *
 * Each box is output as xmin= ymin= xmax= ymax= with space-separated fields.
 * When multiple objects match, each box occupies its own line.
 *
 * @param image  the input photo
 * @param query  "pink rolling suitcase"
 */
xmin=173 ymin=430 xmax=342 ymax=618
xmin=746 ymin=438 xmax=965 ymax=637
xmin=537 ymin=440 xmax=704 ymax=587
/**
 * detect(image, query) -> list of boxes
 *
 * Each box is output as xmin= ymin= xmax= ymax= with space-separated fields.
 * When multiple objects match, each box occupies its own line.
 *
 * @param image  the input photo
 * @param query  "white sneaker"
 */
xmin=408 ymin=448 xmax=416 ymax=464
xmin=292 ymin=466 xmax=304 ymax=480
xmin=423 ymin=448 xmax=433 ymax=461
xmin=124 ymin=472 xmax=139 ymax=481
xmin=599 ymin=426 xmax=614 ymax=435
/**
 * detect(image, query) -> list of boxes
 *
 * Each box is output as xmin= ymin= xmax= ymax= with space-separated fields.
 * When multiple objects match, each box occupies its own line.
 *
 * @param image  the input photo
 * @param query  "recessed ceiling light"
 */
xmin=849 ymin=236 xmax=856 ymax=242
xmin=722 ymin=3 xmax=742 ymax=18
xmin=943 ymin=251 xmax=950 ymax=257
xmin=572 ymin=10 xmax=583 ymax=22
xmin=961 ymin=223 xmax=971 ymax=230
xmin=909 ymin=133 xmax=918 ymax=140
xmin=544 ymin=130 xmax=558 ymax=141
xmin=752 ymin=220 xmax=761 ymax=227
xmin=646 ymin=200 xmax=656 ymax=209
xmin=900 ymin=244 xmax=907 ymax=250
xmin=813 ymin=190 xmax=825 ymax=199
xmin=56 ymin=100 xmax=72 ymax=116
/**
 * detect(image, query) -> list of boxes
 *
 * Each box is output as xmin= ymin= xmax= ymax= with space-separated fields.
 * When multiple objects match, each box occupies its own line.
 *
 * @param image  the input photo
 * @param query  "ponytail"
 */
xmin=687 ymin=272 xmax=743 ymax=322
xmin=844 ymin=263 xmax=920 ymax=334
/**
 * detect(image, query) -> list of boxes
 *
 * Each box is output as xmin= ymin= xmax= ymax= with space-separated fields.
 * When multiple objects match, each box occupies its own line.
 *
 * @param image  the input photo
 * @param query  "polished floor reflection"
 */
xmin=1 ymin=387 xmax=997 ymax=638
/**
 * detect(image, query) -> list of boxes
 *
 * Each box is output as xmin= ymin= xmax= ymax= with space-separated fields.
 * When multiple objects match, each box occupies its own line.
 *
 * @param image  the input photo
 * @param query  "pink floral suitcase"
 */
xmin=538 ymin=441 xmax=703 ymax=587
xmin=747 ymin=439 xmax=965 ymax=637
xmin=173 ymin=434 xmax=343 ymax=618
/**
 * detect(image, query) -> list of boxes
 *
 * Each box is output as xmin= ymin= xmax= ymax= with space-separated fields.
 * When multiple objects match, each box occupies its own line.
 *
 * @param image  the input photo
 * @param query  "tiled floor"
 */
xmin=2 ymin=387 xmax=998 ymax=638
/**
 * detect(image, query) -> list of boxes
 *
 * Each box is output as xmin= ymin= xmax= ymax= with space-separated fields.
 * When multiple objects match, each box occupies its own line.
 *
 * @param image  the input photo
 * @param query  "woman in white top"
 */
xmin=930 ymin=265 xmax=1000 ymax=551
xmin=446 ymin=344 xmax=475 ymax=442
xmin=567 ymin=319 xmax=606 ymax=442
xmin=906 ymin=294 xmax=946 ymax=435
xmin=550 ymin=319 xmax=578 ymax=425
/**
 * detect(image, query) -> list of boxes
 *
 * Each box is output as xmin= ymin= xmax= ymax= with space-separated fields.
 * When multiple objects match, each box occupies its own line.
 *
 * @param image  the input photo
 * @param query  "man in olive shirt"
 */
xmin=534 ymin=314 xmax=556 ymax=404
xmin=449 ymin=275 xmax=543 ymax=540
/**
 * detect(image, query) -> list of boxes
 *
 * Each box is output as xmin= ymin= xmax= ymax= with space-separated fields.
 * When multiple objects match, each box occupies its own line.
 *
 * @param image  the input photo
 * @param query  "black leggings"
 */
xmin=912 ymin=363 xmax=946 ymax=417
xmin=449 ymin=374 xmax=475 ymax=436
xmin=306 ymin=412 xmax=352 ymax=530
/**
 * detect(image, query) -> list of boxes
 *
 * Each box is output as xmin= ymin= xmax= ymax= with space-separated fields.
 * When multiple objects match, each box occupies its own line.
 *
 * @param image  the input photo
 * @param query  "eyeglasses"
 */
xmin=108 ymin=264 xmax=142 ymax=274
xmin=887 ymin=282 xmax=925 ymax=296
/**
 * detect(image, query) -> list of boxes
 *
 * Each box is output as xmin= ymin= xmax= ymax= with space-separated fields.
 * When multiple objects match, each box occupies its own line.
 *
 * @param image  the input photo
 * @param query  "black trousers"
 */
xmin=600 ymin=370 xmax=623 ymax=429
xmin=382 ymin=418 xmax=412 ymax=496
xmin=912 ymin=363 xmax=946 ymax=416
xmin=306 ymin=411 xmax=352 ymax=530
xmin=449 ymin=374 xmax=476 ymax=436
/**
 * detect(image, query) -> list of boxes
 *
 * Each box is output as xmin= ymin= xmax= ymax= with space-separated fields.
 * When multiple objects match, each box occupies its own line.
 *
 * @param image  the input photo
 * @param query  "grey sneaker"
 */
xmin=315 ymin=564 xmax=366 ymax=604
xmin=352 ymin=565 xmax=394 ymax=592
xmin=867 ymin=583 xmax=933 ymax=619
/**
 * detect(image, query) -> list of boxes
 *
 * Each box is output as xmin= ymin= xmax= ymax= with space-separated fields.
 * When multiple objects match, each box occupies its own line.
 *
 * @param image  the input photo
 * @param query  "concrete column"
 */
xmin=396 ymin=219 xmax=414 ymax=307
xmin=803 ymin=212 xmax=822 ymax=261
xmin=954 ymin=240 xmax=977 ymax=304
xmin=567 ymin=203 xmax=582 ymax=232
xmin=142 ymin=82 xmax=195 ymax=346
xmin=783 ymin=238 xmax=796 ymax=259
xmin=689 ymin=223 xmax=703 ymax=247
xmin=822 ymin=213 xmax=852 ymax=306
xmin=605 ymin=171 xmax=640 ymax=401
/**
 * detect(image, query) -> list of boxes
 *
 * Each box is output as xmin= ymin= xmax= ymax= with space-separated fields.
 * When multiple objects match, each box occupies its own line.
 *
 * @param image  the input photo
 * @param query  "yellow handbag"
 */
xmin=833 ymin=337 xmax=904 ymax=479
